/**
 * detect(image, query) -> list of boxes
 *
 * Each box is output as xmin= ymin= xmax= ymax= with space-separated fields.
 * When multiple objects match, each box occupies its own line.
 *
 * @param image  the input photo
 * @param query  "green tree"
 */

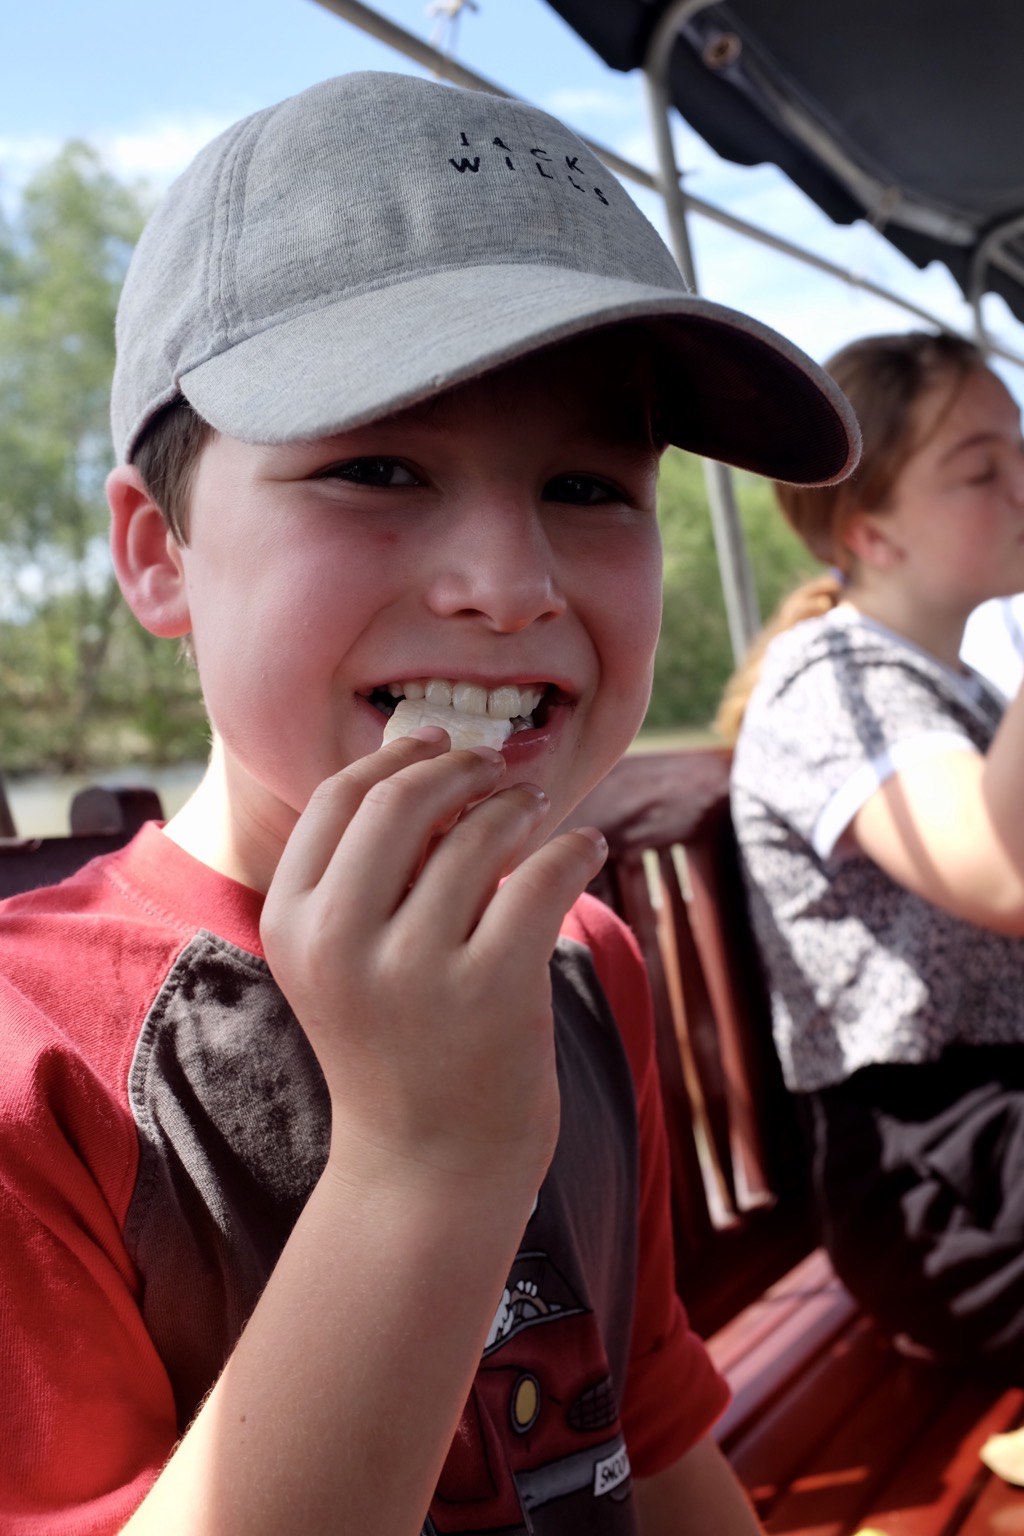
xmin=647 ymin=450 xmax=820 ymax=730
xmin=0 ymin=144 xmax=207 ymax=773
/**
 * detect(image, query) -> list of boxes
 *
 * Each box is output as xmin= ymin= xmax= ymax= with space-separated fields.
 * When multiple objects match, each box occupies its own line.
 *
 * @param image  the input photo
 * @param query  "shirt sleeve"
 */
xmin=960 ymin=596 xmax=1024 ymax=699
xmin=564 ymin=895 xmax=730 ymax=1476
xmin=811 ymin=727 xmax=978 ymax=858
xmin=0 ymin=976 xmax=178 ymax=1536
xmin=735 ymin=622 xmax=984 ymax=860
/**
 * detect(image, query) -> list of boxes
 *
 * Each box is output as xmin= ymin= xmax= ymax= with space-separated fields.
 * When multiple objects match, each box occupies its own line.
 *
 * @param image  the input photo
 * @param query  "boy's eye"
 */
xmin=316 ymin=457 xmax=420 ymax=487
xmin=543 ymin=473 xmax=621 ymax=506
xmin=965 ymin=464 xmax=997 ymax=486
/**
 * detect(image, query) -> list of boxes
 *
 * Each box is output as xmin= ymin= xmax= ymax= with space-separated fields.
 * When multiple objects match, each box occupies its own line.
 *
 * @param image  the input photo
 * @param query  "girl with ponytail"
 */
xmin=723 ymin=331 xmax=1024 ymax=1473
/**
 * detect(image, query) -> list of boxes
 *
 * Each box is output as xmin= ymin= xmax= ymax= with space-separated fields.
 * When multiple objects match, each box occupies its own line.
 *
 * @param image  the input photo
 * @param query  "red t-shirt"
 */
xmin=0 ymin=823 xmax=727 ymax=1534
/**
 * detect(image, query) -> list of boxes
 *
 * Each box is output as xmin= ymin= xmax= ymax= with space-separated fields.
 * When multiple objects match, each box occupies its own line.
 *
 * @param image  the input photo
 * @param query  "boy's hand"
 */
xmin=260 ymin=730 xmax=607 ymax=1193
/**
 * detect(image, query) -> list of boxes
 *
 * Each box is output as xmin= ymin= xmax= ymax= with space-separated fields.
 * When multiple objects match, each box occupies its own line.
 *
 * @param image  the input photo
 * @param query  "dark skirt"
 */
xmin=809 ymin=1045 xmax=1024 ymax=1382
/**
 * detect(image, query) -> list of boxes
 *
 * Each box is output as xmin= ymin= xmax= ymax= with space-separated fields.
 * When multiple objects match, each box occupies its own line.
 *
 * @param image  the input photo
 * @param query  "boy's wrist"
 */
xmin=321 ymin=1118 xmax=554 ymax=1214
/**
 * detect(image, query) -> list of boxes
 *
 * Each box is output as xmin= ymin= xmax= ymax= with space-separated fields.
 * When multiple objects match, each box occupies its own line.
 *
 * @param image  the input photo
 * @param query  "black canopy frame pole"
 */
xmin=311 ymin=0 xmax=1024 ymax=374
xmin=642 ymin=0 xmax=760 ymax=660
xmin=969 ymin=215 xmax=1024 ymax=356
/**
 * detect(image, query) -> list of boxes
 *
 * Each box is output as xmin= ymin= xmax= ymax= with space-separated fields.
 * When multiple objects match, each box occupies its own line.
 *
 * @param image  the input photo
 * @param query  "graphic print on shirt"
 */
xmin=424 ymin=1249 xmax=632 ymax=1536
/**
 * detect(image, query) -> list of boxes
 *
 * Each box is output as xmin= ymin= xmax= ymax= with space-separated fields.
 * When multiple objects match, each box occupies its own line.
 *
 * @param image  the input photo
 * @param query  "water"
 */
xmin=4 ymin=762 xmax=206 ymax=838
xmin=3 ymin=728 xmax=711 ymax=838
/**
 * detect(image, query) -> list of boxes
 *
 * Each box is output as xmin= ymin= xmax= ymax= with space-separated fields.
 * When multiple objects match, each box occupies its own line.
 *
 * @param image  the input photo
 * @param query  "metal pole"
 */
xmin=308 ymin=0 xmax=1024 ymax=373
xmin=309 ymin=0 xmax=506 ymax=90
xmin=643 ymin=0 xmax=761 ymax=661
xmin=967 ymin=213 xmax=1024 ymax=358
xmin=0 ymin=775 xmax=16 ymax=838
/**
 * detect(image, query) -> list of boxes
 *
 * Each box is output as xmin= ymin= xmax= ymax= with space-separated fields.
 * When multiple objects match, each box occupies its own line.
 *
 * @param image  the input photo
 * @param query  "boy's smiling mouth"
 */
xmin=366 ymin=678 xmax=557 ymax=739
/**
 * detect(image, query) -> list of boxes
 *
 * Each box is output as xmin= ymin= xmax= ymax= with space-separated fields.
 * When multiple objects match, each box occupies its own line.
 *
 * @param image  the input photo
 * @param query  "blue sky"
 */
xmin=4 ymin=0 xmax=1024 ymax=391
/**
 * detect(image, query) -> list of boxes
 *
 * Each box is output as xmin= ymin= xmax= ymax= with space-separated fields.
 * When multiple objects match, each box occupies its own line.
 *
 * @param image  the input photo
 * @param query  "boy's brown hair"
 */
xmin=131 ymin=399 xmax=214 ymax=543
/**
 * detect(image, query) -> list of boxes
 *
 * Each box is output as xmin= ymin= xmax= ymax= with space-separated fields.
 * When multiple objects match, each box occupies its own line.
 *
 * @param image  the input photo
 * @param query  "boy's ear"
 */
xmin=106 ymin=464 xmax=192 ymax=638
xmin=840 ymin=508 xmax=904 ymax=572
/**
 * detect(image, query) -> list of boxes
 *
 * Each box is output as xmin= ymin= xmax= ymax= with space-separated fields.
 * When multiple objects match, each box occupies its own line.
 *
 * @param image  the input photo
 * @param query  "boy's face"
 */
xmin=172 ymin=333 xmax=665 ymax=868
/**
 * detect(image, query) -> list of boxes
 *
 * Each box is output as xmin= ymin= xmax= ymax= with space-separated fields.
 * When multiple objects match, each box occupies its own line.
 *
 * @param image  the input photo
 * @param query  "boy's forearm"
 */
xmin=122 ymin=1155 xmax=537 ymax=1536
xmin=635 ymin=1437 xmax=763 ymax=1536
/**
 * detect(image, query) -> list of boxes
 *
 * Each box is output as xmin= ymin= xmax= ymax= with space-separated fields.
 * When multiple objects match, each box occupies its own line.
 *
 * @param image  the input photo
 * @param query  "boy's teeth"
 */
xmin=452 ymin=682 xmax=488 ymax=715
xmin=487 ymin=685 xmax=520 ymax=719
xmin=386 ymin=679 xmax=544 ymax=720
xmin=383 ymin=698 xmax=513 ymax=751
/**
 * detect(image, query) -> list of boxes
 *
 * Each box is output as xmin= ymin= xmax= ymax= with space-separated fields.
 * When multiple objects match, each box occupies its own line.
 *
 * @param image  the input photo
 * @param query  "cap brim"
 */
xmin=179 ymin=264 xmax=859 ymax=486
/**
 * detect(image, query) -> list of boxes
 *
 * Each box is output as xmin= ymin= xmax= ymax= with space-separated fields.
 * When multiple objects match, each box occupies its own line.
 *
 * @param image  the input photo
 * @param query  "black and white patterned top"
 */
xmin=731 ymin=605 xmax=1024 ymax=1092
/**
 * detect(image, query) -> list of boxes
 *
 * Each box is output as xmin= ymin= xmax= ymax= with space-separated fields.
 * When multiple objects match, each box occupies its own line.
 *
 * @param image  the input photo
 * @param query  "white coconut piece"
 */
xmin=382 ymin=697 xmax=513 ymax=750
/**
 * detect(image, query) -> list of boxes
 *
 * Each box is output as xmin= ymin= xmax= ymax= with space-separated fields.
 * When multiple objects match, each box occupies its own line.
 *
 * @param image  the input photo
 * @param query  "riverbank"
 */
xmin=4 ymin=727 xmax=714 ymax=839
xmin=5 ymin=762 xmax=206 ymax=838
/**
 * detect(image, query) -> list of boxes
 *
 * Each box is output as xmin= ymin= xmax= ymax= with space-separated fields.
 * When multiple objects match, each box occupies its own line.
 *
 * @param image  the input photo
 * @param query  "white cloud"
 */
xmin=0 ymin=134 xmax=65 ymax=201
xmin=0 ymin=112 xmax=238 ymax=212
xmin=97 ymin=114 xmax=237 ymax=190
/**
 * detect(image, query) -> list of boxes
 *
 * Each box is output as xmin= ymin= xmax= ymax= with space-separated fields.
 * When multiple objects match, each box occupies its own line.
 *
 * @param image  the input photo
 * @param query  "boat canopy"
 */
xmin=542 ymin=0 xmax=1024 ymax=341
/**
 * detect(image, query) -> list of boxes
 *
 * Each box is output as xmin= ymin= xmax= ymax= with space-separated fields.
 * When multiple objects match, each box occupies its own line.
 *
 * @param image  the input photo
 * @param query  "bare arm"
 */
xmin=634 ymin=1438 xmax=763 ymax=1536
xmin=122 ymin=732 xmax=606 ymax=1535
xmin=851 ymin=679 xmax=1024 ymax=933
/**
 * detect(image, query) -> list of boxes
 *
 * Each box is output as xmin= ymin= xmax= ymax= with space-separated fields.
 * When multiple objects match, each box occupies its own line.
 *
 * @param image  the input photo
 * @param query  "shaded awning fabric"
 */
xmin=542 ymin=0 xmax=1024 ymax=327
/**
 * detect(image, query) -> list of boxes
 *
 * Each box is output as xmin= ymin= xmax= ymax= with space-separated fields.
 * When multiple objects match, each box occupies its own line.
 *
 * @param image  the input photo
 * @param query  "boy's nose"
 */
xmin=425 ymin=510 xmax=567 ymax=632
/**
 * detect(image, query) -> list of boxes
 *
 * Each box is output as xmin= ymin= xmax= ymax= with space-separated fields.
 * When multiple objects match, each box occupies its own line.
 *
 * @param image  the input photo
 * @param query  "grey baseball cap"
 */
xmin=111 ymin=70 xmax=859 ymax=484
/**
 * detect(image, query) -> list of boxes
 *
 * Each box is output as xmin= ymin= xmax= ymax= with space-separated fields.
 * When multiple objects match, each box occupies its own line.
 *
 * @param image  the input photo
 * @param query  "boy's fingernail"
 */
xmin=576 ymin=826 xmax=609 ymax=857
xmin=518 ymin=783 xmax=549 ymax=806
xmin=467 ymin=745 xmax=505 ymax=766
xmin=404 ymin=726 xmax=449 ymax=744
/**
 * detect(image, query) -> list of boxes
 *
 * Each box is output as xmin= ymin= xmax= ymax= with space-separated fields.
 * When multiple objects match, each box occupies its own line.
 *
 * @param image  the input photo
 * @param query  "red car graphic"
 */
xmin=425 ymin=1252 xmax=631 ymax=1535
